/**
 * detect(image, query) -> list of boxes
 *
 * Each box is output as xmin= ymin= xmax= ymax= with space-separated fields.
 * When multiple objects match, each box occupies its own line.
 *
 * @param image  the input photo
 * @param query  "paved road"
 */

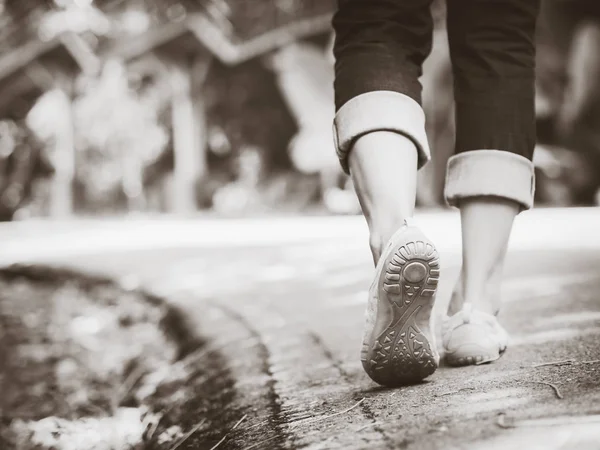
xmin=2 ymin=208 xmax=600 ymax=449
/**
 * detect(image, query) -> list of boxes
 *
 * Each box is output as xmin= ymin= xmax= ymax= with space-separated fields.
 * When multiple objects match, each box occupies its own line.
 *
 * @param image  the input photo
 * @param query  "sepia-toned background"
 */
xmin=1 ymin=0 xmax=599 ymax=221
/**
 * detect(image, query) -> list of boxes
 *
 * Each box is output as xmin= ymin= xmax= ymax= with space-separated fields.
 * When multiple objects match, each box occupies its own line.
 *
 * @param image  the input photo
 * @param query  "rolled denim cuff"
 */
xmin=333 ymin=91 xmax=431 ymax=174
xmin=444 ymin=150 xmax=535 ymax=211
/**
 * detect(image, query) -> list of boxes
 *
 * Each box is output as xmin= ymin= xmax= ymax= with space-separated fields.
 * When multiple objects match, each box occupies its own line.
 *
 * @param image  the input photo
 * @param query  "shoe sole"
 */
xmin=361 ymin=228 xmax=440 ymax=387
xmin=445 ymin=339 xmax=506 ymax=367
xmin=446 ymin=347 xmax=501 ymax=366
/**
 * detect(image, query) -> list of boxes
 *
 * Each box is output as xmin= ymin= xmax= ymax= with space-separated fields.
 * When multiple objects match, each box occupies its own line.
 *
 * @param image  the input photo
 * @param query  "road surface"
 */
xmin=1 ymin=208 xmax=600 ymax=449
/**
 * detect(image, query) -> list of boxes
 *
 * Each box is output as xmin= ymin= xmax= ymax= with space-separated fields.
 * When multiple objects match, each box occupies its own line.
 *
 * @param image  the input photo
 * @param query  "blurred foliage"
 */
xmin=0 ymin=0 xmax=599 ymax=218
xmin=0 ymin=1 xmax=53 ymax=53
xmin=72 ymin=60 xmax=167 ymax=208
xmin=0 ymin=0 xmax=328 ymax=216
xmin=0 ymin=119 xmax=52 ymax=220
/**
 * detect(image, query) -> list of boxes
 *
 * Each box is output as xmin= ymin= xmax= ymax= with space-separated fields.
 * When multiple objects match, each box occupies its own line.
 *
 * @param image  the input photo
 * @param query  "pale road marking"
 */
xmin=510 ymin=326 xmax=600 ymax=347
xmin=126 ymin=254 xmax=592 ymax=305
xmin=332 ymin=291 xmax=370 ymax=307
xmin=337 ymin=268 xmax=597 ymax=309
xmin=502 ymin=272 xmax=599 ymax=302
xmin=256 ymin=265 xmax=299 ymax=282
xmin=320 ymin=269 xmax=371 ymax=288
xmin=468 ymin=423 xmax=600 ymax=450
xmin=533 ymin=311 xmax=600 ymax=327
xmin=1 ymin=207 xmax=600 ymax=264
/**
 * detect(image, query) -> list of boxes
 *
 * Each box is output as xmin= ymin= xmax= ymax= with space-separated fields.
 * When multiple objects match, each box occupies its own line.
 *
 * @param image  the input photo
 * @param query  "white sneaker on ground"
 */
xmin=442 ymin=303 xmax=509 ymax=366
xmin=361 ymin=222 xmax=441 ymax=386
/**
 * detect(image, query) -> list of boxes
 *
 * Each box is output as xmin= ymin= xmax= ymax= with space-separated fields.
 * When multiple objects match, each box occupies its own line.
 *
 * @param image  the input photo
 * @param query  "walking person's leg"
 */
xmin=332 ymin=0 xmax=440 ymax=386
xmin=443 ymin=0 xmax=540 ymax=366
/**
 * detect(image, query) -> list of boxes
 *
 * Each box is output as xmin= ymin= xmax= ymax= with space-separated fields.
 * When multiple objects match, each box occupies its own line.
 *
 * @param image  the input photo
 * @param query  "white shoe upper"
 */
xmin=442 ymin=303 xmax=509 ymax=355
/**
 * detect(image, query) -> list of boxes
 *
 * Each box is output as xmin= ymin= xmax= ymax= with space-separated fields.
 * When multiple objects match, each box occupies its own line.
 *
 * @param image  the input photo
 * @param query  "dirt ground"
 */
xmin=0 ymin=266 xmax=231 ymax=450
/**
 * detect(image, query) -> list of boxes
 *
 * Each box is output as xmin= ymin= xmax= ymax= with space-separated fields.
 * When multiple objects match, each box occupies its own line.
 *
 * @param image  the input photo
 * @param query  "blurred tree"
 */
xmin=265 ymin=39 xmax=361 ymax=214
xmin=0 ymin=0 xmax=100 ymax=217
xmin=0 ymin=0 xmax=364 ymax=217
xmin=535 ymin=0 xmax=600 ymax=205
xmin=0 ymin=119 xmax=50 ymax=220
xmin=72 ymin=59 xmax=168 ymax=211
xmin=26 ymin=88 xmax=76 ymax=216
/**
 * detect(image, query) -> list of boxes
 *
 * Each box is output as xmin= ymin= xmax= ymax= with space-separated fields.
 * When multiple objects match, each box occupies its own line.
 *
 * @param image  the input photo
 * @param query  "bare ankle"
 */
xmin=368 ymin=216 xmax=409 ymax=264
xmin=347 ymin=131 xmax=419 ymax=265
xmin=462 ymin=293 xmax=496 ymax=316
xmin=449 ymin=267 xmax=502 ymax=316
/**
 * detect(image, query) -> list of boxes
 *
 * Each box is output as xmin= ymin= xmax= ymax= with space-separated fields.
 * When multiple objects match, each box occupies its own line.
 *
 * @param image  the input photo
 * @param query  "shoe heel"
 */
xmin=363 ymin=229 xmax=440 ymax=386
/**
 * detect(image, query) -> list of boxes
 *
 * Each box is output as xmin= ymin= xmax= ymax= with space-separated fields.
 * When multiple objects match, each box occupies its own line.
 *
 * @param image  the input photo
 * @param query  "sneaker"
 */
xmin=361 ymin=221 xmax=440 ymax=386
xmin=442 ymin=303 xmax=508 ymax=366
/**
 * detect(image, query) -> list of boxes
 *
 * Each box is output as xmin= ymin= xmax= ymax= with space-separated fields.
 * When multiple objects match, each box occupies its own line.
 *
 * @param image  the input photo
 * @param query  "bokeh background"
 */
xmin=1 ymin=0 xmax=599 ymax=221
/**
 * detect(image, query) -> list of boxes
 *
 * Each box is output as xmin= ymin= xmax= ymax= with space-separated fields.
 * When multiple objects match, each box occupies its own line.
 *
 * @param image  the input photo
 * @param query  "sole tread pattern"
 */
xmin=362 ymin=238 xmax=440 ymax=386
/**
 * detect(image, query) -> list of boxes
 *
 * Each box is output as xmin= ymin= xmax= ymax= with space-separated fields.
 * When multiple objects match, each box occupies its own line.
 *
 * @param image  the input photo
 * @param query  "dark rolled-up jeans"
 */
xmin=331 ymin=0 xmax=540 ymax=210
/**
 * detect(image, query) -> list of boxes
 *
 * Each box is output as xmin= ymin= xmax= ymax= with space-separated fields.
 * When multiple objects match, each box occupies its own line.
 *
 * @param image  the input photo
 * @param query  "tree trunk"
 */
xmin=167 ymin=54 xmax=211 ymax=214
xmin=26 ymin=87 xmax=75 ymax=217
xmin=51 ymin=89 xmax=75 ymax=217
